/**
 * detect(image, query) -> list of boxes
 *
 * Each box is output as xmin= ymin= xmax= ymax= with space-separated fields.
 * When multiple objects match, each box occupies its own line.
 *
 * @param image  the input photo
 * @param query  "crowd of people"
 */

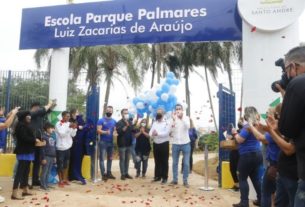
xmin=228 ymin=46 xmax=305 ymax=207
xmin=1 ymin=45 xmax=305 ymax=207
xmin=0 ymin=101 xmax=199 ymax=203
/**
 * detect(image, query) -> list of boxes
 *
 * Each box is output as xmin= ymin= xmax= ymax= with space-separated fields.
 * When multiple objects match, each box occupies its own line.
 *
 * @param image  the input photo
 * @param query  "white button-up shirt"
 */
xmin=170 ymin=116 xmax=190 ymax=145
xmin=149 ymin=119 xmax=171 ymax=144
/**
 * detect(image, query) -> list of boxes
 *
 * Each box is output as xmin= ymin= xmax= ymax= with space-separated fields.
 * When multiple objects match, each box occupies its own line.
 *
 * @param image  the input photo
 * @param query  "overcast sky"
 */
xmin=0 ymin=0 xmax=304 ymax=129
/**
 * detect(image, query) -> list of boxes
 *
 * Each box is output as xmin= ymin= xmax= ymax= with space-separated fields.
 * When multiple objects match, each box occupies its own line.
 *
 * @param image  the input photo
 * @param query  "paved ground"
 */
xmin=0 ymin=154 xmax=248 ymax=207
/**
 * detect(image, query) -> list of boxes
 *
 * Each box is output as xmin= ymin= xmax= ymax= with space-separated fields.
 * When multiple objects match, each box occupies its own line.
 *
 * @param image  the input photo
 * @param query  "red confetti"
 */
xmin=251 ymin=26 xmax=257 ymax=32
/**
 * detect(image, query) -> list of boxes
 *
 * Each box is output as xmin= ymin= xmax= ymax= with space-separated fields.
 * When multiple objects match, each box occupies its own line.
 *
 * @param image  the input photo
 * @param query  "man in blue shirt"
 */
xmin=97 ymin=106 xmax=117 ymax=181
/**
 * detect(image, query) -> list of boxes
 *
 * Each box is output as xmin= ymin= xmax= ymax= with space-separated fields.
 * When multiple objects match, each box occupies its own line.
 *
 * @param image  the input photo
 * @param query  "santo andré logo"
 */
xmin=260 ymin=0 xmax=283 ymax=4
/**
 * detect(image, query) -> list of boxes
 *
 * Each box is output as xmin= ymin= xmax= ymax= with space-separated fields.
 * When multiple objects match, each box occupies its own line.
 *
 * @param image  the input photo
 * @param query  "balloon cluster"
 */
xmin=130 ymin=72 xmax=180 ymax=118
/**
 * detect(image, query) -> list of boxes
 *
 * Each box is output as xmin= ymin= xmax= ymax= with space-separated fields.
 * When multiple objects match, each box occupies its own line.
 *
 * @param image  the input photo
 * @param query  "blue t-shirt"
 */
xmin=265 ymin=132 xmax=280 ymax=163
xmin=238 ymin=124 xmax=261 ymax=155
xmin=97 ymin=117 xmax=116 ymax=142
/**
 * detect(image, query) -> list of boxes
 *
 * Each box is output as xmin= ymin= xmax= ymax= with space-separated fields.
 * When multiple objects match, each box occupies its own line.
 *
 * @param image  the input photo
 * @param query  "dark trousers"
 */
xmin=69 ymin=139 xmax=85 ymax=181
xmin=274 ymin=175 xmax=298 ymax=207
xmin=31 ymin=147 xmax=41 ymax=185
xmin=261 ymin=166 xmax=276 ymax=207
xmin=153 ymin=141 xmax=169 ymax=180
xmin=230 ymin=149 xmax=239 ymax=183
xmin=238 ymin=151 xmax=263 ymax=207
xmin=13 ymin=160 xmax=31 ymax=189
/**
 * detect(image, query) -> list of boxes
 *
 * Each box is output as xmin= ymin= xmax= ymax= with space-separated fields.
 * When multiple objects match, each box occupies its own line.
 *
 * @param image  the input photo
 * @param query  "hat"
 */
xmin=17 ymin=110 xmax=31 ymax=121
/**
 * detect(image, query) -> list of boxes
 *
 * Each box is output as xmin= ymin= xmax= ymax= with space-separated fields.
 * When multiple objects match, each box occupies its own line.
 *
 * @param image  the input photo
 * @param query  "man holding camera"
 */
xmin=278 ymin=46 xmax=305 ymax=207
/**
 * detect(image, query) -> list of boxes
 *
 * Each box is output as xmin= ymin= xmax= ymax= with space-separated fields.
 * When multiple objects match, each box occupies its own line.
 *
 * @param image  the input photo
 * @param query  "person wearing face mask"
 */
xmin=116 ymin=108 xmax=133 ymax=180
xmin=97 ymin=106 xmax=117 ymax=181
xmin=278 ymin=46 xmax=305 ymax=207
xmin=149 ymin=108 xmax=171 ymax=184
xmin=12 ymin=111 xmax=46 ymax=200
xmin=135 ymin=119 xmax=151 ymax=178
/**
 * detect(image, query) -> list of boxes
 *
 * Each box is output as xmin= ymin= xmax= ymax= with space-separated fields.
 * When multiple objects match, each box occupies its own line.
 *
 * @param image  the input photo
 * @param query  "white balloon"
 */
xmin=161 ymin=93 xmax=169 ymax=102
xmin=129 ymin=107 xmax=137 ymax=115
xmin=169 ymin=85 xmax=177 ymax=95
xmin=139 ymin=93 xmax=146 ymax=100
xmin=136 ymin=102 xmax=145 ymax=109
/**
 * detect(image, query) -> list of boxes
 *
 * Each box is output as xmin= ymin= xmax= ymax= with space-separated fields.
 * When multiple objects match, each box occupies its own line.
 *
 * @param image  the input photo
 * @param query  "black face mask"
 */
xmin=106 ymin=112 xmax=112 ymax=117
xmin=156 ymin=113 xmax=163 ymax=120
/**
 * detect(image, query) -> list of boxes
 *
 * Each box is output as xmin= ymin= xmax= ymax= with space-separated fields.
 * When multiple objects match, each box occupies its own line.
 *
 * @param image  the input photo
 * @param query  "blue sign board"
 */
xmin=20 ymin=0 xmax=242 ymax=49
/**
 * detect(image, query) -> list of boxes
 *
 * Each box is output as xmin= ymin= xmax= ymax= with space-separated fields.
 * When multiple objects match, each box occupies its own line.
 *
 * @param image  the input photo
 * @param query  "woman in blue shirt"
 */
xmin=232 ymin=106 xmax=263 ymax=207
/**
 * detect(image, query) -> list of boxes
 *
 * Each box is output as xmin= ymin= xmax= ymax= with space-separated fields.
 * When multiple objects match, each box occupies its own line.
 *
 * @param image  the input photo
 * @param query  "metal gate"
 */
xmin=218 ymin=84 xmax=236 ymax=187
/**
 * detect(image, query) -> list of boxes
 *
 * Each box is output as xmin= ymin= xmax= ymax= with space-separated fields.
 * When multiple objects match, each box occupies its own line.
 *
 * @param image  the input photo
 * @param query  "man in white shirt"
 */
xmin=149 ymin=108 xmax=171 ymax=184
xmin=55 ymin=111 xmax=77 ymax=187
xmin=169 ymin=104 xmax=191 ymax=188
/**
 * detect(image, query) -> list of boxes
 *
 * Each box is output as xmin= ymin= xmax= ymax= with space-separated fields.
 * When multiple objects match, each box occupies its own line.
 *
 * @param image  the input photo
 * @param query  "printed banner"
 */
xmin=20 ymin=0 xmax=242 ymax=49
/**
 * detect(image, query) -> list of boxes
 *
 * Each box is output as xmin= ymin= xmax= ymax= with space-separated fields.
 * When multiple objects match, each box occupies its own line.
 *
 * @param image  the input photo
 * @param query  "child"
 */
xmin=40 ymin=122 xmax=56 ymax=190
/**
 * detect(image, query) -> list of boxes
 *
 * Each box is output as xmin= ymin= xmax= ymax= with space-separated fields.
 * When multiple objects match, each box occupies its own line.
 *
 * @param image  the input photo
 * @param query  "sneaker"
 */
xmin=80 ymin=179 xmax=87 ymax=185
xmin=253 ymin=200 xmax=260 ymax=206
xmin=0 ymin=195 xmax=5 ymax=203
xmin=102 ymin=175 xmax=108 ymax=181
xmin=47 ymin=185 xmax=55 ymax=189
xmin=136 ymin=173 xmax=140 ymax=178
xmin=121 ymin=175 xmax=126 ymax=180
xmin=183 ymin=182 xmax=190 ymax=188
xmin=229 ymin=186 xmax=240 ymax=192
xmin=152 ymin=177 xmax=161 ymax=182
xmin=142 ymin=174 xmax=146 ymax=178
xmin=169 ymin=181 xmax=178 ymax=186
xmin=39 ymin=186 xmax=49 ymax=191
xmin=125 ymin=174 xmax=133 ymax=179
xmin=232 ymin=202 xmax=248 ymax=207
xmin=32 ymin=181 xmax=41 ymax=186
xmin=161 ymin=179 xmax=167 ymax=184
xmin=107 ymin=173 xmax=116 ymax=180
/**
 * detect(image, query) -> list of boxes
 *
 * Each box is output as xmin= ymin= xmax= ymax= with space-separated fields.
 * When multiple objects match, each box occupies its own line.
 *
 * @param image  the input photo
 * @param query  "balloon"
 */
xmin=166 ymin=72 xmax=175 ymax=79
xmin=161 ymin=93 xmax=169 ymax=102
xmin=161 ymin=83 xmax=170 ymax=93
xmin=156 ymin=90 xmax=163 ymax=97
xmin=132 ymin=97 xmax=139 ymax=105
xmin=173 ymin=79 xmax=179 ymax=85
xmin=169 ymin=85 xmax=177 ymax=95
xmin=136 ymin=102 xmax=145 ymax=109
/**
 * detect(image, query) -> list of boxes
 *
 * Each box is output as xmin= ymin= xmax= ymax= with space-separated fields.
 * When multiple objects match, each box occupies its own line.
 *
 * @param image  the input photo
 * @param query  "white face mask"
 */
xmin=141 ymin=123 xmax=146 ymax=127
xmin=124 ymin=114 xmax=129 ymax=120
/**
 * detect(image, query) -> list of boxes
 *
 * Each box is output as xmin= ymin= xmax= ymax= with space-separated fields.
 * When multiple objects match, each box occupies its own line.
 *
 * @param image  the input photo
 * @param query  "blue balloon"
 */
xmin=132 ymin=97 xmax=139 ymax=105
xmin=173 ymin=79 xmax=179 ymax=85
xmin=156 ymin=90 xmax=163 ymax=97
xmin=166 ymin=78 xmax=174 ymax=85
xmin=161 ymin=83 xmax=170 ymax=93
xmin=166 ymin=72 xmax=175 ymax=79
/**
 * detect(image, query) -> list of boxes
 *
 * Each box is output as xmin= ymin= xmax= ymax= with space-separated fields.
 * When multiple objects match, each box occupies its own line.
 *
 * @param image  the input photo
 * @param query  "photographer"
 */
xmin=277 ymin=46 xmax=305 ymax=207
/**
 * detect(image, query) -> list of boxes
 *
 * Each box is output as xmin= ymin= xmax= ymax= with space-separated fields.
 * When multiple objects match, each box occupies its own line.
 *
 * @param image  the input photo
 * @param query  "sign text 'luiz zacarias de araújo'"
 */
xmin=19 ymin=0 xmax=241 ymax=49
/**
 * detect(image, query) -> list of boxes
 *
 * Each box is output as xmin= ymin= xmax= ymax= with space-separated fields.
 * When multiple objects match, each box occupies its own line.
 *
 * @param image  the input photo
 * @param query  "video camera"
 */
xmin=271 ymin=58 xmax=290 ymax=93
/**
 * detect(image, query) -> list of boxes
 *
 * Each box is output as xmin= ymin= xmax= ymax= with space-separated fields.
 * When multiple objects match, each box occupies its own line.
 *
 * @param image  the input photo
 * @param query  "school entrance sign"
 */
xmin=19 ymin=0 xmax=242 ymax=49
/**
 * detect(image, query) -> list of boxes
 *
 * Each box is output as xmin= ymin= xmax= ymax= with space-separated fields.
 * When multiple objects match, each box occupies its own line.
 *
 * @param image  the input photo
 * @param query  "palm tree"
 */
xmin=221 ymin=42 xmax=242 ymax=91
xmin=195 ymin=42 xmax=224 ymax=132
xmin=98 ymin=45 xmax=150 ymax=115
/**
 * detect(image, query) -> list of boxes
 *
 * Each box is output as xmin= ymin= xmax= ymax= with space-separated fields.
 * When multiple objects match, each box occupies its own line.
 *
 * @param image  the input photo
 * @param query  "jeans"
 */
xmin=40 ymin=156 xmax=54 ymax=188
xmin=172 ymin=143 xmax=191 ymax=183
xmin=275 ymin=175 xmax=298 ymax=207
xmin=131 ymin=142 xmax=137 ymax=166
xmin=99 ymin=141 xmax=114 ymax=176
xmin=118 ymin=146 xmax=131 ymax=176
xmin=135 ymin=152 xmax=149 ymax=175
xmin=295 ymin=179 xmax=305 ymax=207
xmin=32 ymin=147 xmax=41 ymax=185
xmin=261 ymin=166 xmax=276 ymax=207
xmin=238 ymin=151 xmax=263 ymax=207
